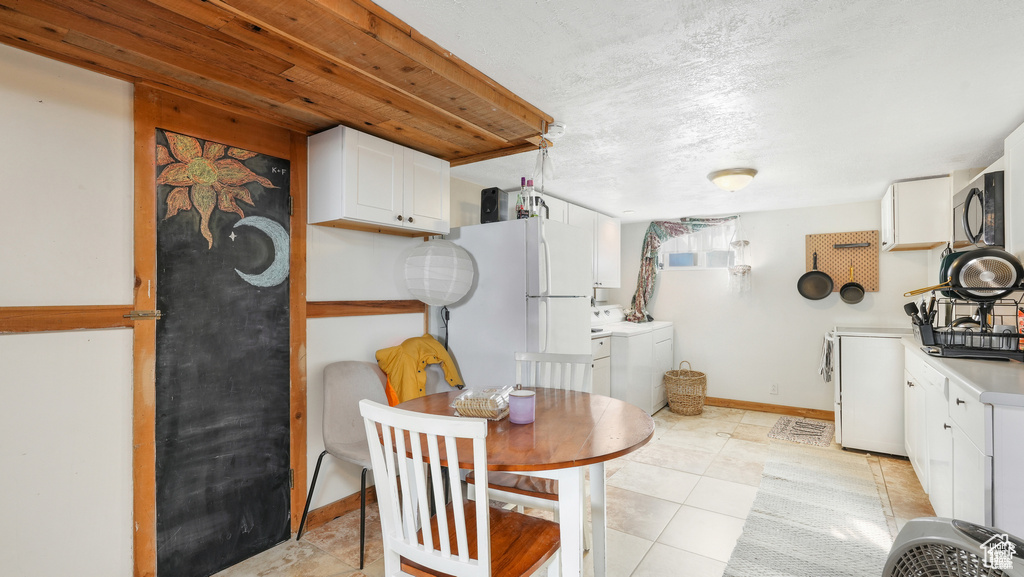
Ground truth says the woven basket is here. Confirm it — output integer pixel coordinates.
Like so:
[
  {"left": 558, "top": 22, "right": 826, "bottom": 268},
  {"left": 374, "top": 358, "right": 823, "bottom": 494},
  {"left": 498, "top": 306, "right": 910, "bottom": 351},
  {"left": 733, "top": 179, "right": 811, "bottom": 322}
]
[{"left": 664, "top": 361, "right": 707, "bottom": 416}]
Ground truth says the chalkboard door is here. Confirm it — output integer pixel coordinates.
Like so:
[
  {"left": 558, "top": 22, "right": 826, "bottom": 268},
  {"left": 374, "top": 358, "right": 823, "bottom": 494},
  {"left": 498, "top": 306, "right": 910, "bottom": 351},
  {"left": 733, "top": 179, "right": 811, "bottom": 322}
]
[{"left": 154, "top": 129, "right": 291, "bottom": 577}]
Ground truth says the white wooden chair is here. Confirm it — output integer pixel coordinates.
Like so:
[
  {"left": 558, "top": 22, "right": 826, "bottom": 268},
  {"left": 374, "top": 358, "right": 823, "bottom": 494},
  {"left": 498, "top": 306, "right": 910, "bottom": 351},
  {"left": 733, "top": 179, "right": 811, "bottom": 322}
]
[
  {"left": 469, "top": 352, "right": 595, "bottom": 548},
  {"left": 514, "top": 352, "right": 593, "bottom": 393},
  {"left": 359, "top": 399, "right": 561, "bottom": 577}
]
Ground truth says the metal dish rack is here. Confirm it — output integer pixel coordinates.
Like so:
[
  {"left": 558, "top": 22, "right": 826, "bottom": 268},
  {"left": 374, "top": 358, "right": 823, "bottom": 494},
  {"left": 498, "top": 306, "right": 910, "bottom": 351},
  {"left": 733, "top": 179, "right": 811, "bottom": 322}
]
[{"left": 914, "top": 293, "right": 1024, "bottom": 361}]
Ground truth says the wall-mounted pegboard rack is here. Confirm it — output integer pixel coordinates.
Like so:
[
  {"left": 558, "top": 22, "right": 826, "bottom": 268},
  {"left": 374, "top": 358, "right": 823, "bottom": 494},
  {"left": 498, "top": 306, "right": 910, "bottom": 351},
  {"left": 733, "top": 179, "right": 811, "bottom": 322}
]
[{"left": 805, "top": 230, "right": 879, "bottom": 292}]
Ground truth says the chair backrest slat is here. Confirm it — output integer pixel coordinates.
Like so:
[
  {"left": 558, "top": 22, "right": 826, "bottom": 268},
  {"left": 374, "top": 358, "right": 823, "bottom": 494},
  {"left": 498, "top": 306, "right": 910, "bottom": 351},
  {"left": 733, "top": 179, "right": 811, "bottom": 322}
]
[
  {"left": 515, "top": 352, "right": 594, "bottom": 392},
  {"left": 360, "top": 400, "right": 490, "bottom": 577},
  {"left": 408, "top": 432, "right": 433, "bottom": 552},
  {"left": 445, "top": 434, "right": 470, "bottom": 562}
]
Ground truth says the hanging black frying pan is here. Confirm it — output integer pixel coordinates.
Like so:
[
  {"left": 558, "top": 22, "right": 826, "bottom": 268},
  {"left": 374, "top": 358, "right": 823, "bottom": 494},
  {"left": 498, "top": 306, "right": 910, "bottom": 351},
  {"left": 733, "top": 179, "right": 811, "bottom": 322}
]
[
  {"left": 839, "top": 262, "right": 865, "bottom": 304},
  {"left": 948, "top": 247, "right": 1024, "bottom": 301},
  {"left": 798, "top": 252, "right": 833, "bottom": 300}
]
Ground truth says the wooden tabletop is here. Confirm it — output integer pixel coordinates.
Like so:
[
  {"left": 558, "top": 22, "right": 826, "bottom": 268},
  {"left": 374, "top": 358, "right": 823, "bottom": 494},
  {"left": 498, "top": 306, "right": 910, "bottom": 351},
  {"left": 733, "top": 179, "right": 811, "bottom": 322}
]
[{"left": 396, "top": 389, "right": 655, "bottom": 472}]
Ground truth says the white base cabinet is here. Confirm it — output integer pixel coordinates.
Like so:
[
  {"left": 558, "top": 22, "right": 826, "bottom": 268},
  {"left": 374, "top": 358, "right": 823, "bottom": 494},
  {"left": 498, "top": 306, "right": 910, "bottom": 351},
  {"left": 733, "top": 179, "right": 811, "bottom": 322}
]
[
  {"left": 902, "top": 344, "right": 1024, "bottom": 533},
  {"left": 609, "top": 324, "right": 673, "bottom": 415}
]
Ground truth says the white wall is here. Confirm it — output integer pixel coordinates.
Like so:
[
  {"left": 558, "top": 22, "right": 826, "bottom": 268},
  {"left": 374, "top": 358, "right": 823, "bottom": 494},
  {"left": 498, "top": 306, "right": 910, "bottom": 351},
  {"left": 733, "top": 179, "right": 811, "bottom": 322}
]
[
  {"left": 608, "top": 201, "right": 931, "bottom": 411},
  {"left": 450, "top": 177, "right": 483, "bottom": 228},
  {"left": 0, "top": 44, "right": 134, "bottom": 576},
  {"left": 305, "top": 225, "right": 426, "bottom": 505},
  {"left": 0, "top": 44, "right": 134, "bottom": 306}
]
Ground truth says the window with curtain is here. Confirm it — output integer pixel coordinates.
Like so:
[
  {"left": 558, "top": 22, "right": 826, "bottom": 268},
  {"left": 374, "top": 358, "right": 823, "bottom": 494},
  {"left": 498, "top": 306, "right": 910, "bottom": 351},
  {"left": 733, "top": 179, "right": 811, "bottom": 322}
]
[{"left": 658, "top": 219, "right": 737, "bottom": 270}]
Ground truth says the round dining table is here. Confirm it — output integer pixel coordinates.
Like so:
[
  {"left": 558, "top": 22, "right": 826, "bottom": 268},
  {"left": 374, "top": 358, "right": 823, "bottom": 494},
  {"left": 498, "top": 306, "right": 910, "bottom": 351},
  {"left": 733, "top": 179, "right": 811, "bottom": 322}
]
[{"left": 397, "top": 388, "right": 655, "bottom": 577}]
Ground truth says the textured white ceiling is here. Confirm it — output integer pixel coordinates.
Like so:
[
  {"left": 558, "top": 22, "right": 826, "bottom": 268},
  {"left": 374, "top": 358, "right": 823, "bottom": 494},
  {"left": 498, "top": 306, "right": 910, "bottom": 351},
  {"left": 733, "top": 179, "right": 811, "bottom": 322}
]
[{"left": 374, "top": 0, "right": 1024, "bottom": 222}]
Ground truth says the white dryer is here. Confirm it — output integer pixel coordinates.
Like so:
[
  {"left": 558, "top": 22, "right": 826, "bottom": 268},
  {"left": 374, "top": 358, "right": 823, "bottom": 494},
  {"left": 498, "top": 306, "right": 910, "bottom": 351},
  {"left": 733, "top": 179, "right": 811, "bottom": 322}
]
[{"left": 591, "top": 305, "right": 674, "bottom": 415}]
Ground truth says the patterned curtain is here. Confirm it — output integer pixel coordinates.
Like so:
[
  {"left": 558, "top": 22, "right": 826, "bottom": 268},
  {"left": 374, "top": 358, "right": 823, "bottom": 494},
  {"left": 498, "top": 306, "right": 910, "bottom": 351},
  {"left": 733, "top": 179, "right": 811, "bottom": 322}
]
[{"left": 626, "top": 216, "right": 738, "bottom": 322}]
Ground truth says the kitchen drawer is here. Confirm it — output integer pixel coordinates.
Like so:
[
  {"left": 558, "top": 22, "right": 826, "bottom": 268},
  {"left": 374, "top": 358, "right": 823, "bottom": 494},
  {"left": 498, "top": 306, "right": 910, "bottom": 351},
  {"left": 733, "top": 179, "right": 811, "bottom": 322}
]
[
  {"left": 906, "top": 350, "right": 946, "bottom": 389},
  {"left": 948, "top": 377, "right": 990, "bottom": 454},
  {"left": 591, "top": 336, "right": 610, "bottom": 360},
  {"left": 652, "top": 326, "right": 673, "bottom": 343}
]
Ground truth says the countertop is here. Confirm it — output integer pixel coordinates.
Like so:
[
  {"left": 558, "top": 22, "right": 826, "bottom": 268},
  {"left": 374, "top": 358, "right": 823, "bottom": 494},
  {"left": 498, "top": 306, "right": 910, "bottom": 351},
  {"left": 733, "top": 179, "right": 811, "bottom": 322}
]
[
  {"left": 902, "top": 336, "right": 1024, "bottom": 407},
  {"left": 834, "top": 326, "right": 913, "bottom": 338}
]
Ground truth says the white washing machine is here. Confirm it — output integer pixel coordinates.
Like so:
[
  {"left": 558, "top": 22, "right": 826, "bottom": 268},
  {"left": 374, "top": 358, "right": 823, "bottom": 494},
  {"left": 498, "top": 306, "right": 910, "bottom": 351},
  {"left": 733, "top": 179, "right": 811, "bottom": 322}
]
[{"left": 591, "top": 305, "right": 674, "bottom": 415}]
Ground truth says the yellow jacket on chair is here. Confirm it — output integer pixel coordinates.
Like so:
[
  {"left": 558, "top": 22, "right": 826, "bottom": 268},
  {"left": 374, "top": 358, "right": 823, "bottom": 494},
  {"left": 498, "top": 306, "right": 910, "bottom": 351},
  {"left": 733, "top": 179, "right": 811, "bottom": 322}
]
[{"left": 375, "top": 335, "right": 464, "bottom": 405}]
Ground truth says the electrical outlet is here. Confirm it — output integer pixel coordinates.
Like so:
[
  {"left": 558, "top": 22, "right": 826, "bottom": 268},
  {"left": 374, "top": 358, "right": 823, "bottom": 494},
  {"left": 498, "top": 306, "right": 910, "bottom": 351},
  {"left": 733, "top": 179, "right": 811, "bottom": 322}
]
[{"left": 770, "top": 383, "right": 779, "bottom": 395}]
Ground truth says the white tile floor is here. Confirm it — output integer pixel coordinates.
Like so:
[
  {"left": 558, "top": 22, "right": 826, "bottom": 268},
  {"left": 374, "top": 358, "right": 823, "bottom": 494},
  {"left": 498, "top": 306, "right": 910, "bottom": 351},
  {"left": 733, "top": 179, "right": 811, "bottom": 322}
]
[{"left": 214, "top": 406, "right": 932, "bottom": 577}]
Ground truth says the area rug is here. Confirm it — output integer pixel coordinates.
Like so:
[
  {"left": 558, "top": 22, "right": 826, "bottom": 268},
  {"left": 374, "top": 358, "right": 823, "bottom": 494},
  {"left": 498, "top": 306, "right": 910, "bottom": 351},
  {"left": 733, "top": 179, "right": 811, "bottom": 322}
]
[
  {"left": 724, "top": 442, "right": 893, "bottom": 577},
  {"left": 767, "top": 416, "right": 835, "bottom": 447}
]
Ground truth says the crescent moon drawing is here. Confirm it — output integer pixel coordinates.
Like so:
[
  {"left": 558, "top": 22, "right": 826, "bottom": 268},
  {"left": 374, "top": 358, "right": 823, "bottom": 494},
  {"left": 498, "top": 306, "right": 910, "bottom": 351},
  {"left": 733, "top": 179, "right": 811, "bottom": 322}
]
[{"left": 233, "top": 216, "right": 290, "bottom": 287}]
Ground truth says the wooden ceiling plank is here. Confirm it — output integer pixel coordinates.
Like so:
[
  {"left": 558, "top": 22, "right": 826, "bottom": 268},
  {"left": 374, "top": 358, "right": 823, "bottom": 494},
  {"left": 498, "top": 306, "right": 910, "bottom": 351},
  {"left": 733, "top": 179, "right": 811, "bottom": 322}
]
[
  {"left": 449, "top": 142, "right": 539, "bottom": 167},
  {"left": 214, "top": 0, "right": 544, "bottom": 141},
  {"left": 141, "top": 0, "right": 234, "bottom": 31},
  {"left": 211, "top": 0, "right": 526, "bottom": 145},
  {"left": 283, "top": 67, "right": 504, "bottom": 155},
  {"left": 218, "top": 17, "right": 507, "bottom": 152},
  {"left": 311, "top": 0, "right": 551, "bottom": 128},
  {"left": 62, "top": 28, "right": 318, "bottom": 120},
  {"left": 0, "top": 3, "right": 70, "bottom": 41},
  {"left": 53, "top": 0, "right": 298, "bottom": 79}
]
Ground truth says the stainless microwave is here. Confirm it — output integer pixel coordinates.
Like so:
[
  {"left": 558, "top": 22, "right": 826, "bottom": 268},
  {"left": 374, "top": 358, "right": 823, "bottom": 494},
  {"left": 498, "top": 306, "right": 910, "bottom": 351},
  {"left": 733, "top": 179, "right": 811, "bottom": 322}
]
[{"left": 952, "top": 170, "right": 1004, "bottom": 248}]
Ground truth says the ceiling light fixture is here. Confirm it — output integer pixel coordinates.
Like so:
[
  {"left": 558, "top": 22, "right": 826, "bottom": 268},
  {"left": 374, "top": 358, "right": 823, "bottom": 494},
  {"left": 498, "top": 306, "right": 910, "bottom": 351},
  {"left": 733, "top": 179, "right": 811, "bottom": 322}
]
[{"left": 708, "top": 168, "right": 757, "bottom": 192}]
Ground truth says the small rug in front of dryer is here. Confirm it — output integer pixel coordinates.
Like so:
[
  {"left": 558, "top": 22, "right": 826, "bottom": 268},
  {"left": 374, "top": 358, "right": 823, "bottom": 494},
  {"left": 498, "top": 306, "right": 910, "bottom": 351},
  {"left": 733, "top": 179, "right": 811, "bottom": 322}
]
[{"left": 767, "top": 416, "right": 835, "bottom": 447}]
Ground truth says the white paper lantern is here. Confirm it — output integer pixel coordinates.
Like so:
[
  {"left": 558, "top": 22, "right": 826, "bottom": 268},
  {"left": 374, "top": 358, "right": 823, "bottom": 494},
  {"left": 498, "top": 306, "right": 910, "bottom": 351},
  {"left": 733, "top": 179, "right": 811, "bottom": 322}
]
[{"left": 404, "top": 240, "right": 475, "bottom": 306}]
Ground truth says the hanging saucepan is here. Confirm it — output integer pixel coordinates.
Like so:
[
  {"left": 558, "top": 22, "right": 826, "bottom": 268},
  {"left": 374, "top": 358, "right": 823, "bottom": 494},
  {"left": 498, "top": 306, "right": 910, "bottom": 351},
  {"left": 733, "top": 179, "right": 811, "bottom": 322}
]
[
  {"left": 798, "top": 252, "right": 833, "bottom": 300},
  {"left": 948, "top": 247, "right": 1024, "bottom": 301},
  {"left": 839, "top": 262, "right": 865, "bottom": 304}
]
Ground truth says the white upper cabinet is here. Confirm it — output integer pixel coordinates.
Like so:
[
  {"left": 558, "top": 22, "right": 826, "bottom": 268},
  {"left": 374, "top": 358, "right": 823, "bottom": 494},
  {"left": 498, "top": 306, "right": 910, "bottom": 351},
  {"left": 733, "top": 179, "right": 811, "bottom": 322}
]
[
  {"left": 595, "top": 212, "right": 621, "bottom": 287},
  {"left": 567, "top": 204, "right": 621, "bottom": 288},
  {"left": 403, "top": 148, "right": 450, "bottom": 234},
  {"left": 308, "top": 125, "right": 450, "bottom": 235},
  {"left": 541, "top": 195, "right": 568, "bottom": 224},
  {"left": 880, "top": 176, "right": 950, "bottom": 251}
]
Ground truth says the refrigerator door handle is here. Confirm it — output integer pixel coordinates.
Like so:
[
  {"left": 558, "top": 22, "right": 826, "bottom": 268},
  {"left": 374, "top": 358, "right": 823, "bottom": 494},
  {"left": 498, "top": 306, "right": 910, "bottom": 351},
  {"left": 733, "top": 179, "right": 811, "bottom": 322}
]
[{"left": 539, "top": 220, "right": 552, "bottom": 296}]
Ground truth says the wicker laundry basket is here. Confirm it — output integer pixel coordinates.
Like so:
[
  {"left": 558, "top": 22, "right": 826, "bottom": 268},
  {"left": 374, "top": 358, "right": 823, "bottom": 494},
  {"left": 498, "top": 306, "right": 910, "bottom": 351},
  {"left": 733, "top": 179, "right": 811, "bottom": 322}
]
[{"left": 664, "top": 361, "right": 707, "bottom": 415}]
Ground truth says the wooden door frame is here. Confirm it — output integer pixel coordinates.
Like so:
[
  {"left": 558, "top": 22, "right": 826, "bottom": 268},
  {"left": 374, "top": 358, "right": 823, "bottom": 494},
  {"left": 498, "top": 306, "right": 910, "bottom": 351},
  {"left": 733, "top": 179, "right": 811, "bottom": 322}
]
[{"left": 131, "top": 84, "right": 307, "bottom": 577}]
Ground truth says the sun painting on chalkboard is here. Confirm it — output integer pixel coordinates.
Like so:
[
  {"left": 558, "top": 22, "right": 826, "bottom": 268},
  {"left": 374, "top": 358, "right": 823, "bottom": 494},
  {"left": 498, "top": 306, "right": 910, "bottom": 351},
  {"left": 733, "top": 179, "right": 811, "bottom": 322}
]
[{"left": 156, "top": 131, "right": 277, "bottom": 249}]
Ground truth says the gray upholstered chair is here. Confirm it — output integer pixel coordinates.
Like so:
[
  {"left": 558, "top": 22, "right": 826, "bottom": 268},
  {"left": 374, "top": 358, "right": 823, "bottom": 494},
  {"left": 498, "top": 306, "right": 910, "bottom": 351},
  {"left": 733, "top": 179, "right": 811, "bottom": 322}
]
[{"left": 296, "top": 360, "right": 450, "bottom": 569}]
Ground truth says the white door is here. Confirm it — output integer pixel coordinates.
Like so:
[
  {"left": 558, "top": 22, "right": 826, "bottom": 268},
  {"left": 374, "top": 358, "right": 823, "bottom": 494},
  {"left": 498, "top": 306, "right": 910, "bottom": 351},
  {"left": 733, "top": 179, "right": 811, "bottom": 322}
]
[
  {"left": 403, "top": 148, "right": 449, "bottom": 234},
  {"left": 952, "top": 426, "right": 992, "bottom": 525},
  {"left": 526, "top": 219, "right": 592, "bottom": 297},
  {"left": 526, "top": 296, "right": 591, "bottom": 355},
  {"left": 344, "top": 129, "right": 404, "bottom": 226},
  {"left": 595, "top": 213, "right": 620, "bottom": 288},
  {"left": 925, "top": 381, "right": 953, "bottom": 517},
  {"left": 592, "top": 356, "right": 611, "bottom": 397},
  {"left": 652, "top": 330, "right": 673, "bottom": 412}
]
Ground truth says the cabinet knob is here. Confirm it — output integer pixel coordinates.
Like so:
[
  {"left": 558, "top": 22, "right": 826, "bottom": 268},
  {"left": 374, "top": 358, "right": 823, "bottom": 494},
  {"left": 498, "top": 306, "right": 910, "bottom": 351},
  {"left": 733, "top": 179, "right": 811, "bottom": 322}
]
[
  {"left": 906, "top": 380, "right": 914, "bottom": 387},
  {"left": 944, "top": 423, "right": 952, "bottom": 430},
  {"left": 882, "top": 241, "right": 888, "bottom": 246},
  {"left": 408, "top": 217, "right": 414, "bottom": 223},
  {"left": 956, "top": 398, "right": 966, "bottom": 405},
  {"left": 397, "top": 215, "right": 404, "bottom": 221}
]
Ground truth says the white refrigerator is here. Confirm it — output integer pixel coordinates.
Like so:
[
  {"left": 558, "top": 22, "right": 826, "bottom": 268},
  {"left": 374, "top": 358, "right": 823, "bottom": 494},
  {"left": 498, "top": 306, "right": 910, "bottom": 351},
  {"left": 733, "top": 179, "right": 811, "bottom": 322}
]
[{"left": 445, "top": 218, "right": 593, "bottom": 388}]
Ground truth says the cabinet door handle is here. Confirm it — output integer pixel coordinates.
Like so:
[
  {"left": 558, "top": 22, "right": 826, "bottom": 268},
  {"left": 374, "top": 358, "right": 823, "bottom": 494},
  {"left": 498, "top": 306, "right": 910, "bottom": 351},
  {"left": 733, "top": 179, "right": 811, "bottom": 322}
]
[
  {"left": 408, "top": 217, "right": 414, "bottom": 223},
  {"left": 944, "top": 423, "right": 952, "bottom": 430},
  {"left": 397, "top": 215, "right": 404, "bottom": 221},
  {"left": 956, "top": 398, "right": 966, "bottom": 405},
  {"left": 906, "top": 380, "right": 914, "bottom": 387}
]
